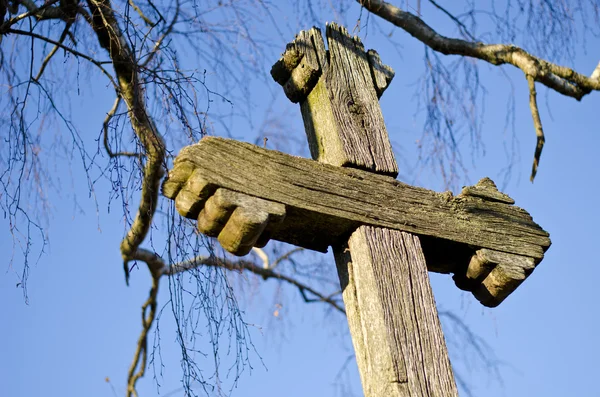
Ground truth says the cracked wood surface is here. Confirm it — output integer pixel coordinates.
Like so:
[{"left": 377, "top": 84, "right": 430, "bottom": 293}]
[
  {"left": 334, "top": 228, "right": 458, "bottom": 396},
  {"left": 269, "top": 24, "right": 458, "bottom": 396},
  {"left": 163, "top": 137, "right": 550, "bottom": 261},
  {"left": 164, "top": 23, "right": 551, "bottom": 397}
]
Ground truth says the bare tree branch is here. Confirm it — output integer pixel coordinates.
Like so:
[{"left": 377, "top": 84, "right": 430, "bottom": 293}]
[
  {"left": 33, "top": 23, "right": 70, "bottom": 81},
  {"left": 127, "top": 268, "right": 159, "bottom": 397},
  {"left": 123, "top": 245, "right": 345, "bottom": 396},
  {"left": 357, "top": 0, "right": 599, "bottom": 180},
  {"left": 128, "top": 0, "right": 154, "bottom": 27},
  {"left": 0, "top": 0, "right": 61, "bottom": 27},
  {"left": 162, "top": 254, "right": 346, "bottom": 314},
  {"left": 83, "top": 0, "right": 167, "bottom": 284},
  {"left": 357, "top": 0, "right": 600, "bottom": 99},
  {"left": 6, "top": 28, "right": 117, "bottom": 88},
  {"left": 102, "top": 96, "right": 140, "bottom": 158},
  {"left": 139, "top": 0, "right": 178, "bottom": 69}
]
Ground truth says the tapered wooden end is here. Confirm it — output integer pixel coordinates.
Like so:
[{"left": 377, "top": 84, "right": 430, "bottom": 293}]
[
  {"left": 453, "top": 180, "right": 543, "bottom": 306},
  {"left": 366, "top": 49, "right": 395, "bottom": 98}
]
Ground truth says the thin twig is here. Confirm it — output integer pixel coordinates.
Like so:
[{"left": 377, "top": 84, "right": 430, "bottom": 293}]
[
  {"left": 527, "top": 74, "right": 545, "bottom": 182},
  {"left": 7, "top": 28, "right": 117, "bottom": 89},
  {"left": 140, "top": 0, "right": 179, "bottom": 68},
  {"left": 428, "top": 0, "right": 476, "bottom": 41},
  {"left": 162, "top": 255, "right": 346, "bottom": 314},
  {"left": 128, "top": 0, "right": 155, "bottom": 26},
  {"left": 103, "top": 96, "right": 140, "bottom": 158},
  {"left": 34, "top": 23, "right": 71, "bottom": 81},
  {"left": 270, "top": 247, "right": 304, "bottom": 270}
]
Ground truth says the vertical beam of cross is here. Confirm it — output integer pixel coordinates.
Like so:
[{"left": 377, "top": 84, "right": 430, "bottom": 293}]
[{"left": 271, "top": 25, "right": 459, "bottom": 396}]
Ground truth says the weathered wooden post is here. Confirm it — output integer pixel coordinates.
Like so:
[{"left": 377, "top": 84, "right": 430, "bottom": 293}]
[
  {"left": 162, "top": 24, "right": 550, "bottom": 397},
  {"left": 271, "top": 24, "right": 457, "bottom": 396}
]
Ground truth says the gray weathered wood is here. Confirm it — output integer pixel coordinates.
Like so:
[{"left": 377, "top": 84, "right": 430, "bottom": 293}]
[
  {"left": 272, "top": 25, "right": 398, "bottom": 176},
  {"left": 367, "top": 49, "right": 395, "bottom": 98},
  {"left": 335, "top": 227, "right": 458, "bottom": 396},
  {"left": 173, "top": 169, "right": 217, "bottom": 218},
  {"left": 196, "top": 188, "right": 286, "bottom": 256},
  {"left": 276, "top": 23, "right": 457, "bottom": 397},
  {"left": 163, "top": 136, "right": 548, "bottom": 306},
  {"left": 326, "top": 24, "right": 398, "bottom": 176},
  {"left": 458, "top": 177, "right": 515, "bottom": 204},
  {"left": 471, "top": 249, "right": 536, "bottom": 307},
  {"left": 270, "top": 30, "right": 322, "bottom": 104},
  {"left": 163, "top": 23, "right": 551, "bottom": 397},
  {"left": 163, "top": 137, "right": 550, "bottom": 261}
]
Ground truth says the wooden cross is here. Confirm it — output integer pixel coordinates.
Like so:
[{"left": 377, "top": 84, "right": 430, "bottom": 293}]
[{"left": 162, "top": 24, "right": 550, "bottom": 397}]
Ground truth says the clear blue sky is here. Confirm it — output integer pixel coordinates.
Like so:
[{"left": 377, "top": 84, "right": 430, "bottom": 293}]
[{"left": 2, "top": 2, "right": 600, "bottom": 397}]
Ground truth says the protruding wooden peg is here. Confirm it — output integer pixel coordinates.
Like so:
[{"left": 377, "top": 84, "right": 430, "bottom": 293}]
[
  {"left": 270, "top": 43, "right": 302, "bottom": 85},
  {"left": 197, "top": 192, "right": 234, "bottom": 237},
  {"left": 469, "top": 249, "right": 536, "bottom": 307},
  {"left": 162, "top": 161, "right": 195, "bottom": 199},
  {"left": 271, "top": 28, "right": 324, "bottom": 103},
  {"left": 283, "top": 56, "right": 321, "bottom": 103},
  {"left": 197, "top": 188, "right": 286, "bottom": 255},
  {"left": 218, "top": 207, "right": 271, "bottom": 255},
  {"left": 465, "top": 249, "right": 496, "bottom": 282},
  {"left": 174, "top": 169, "right": 217, "bottom": 218}
]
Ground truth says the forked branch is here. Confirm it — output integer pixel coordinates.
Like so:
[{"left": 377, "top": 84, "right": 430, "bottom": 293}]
[
  {"left": 125, "top": 247, "right": 345, "bottom": 396},
  {"left": 163, "top": 252, "right": 346, "bottom": 314},
  {"left": 357, "top": 0, "right": 600, "bottom": 98},
  {"left": 357, "top": 0, "right": 600, "bottom": 180}
]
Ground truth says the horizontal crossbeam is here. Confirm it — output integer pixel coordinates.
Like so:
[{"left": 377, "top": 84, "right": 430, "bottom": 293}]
[{"left": 164, "top": 137, "right": 550, "bottom": 261}]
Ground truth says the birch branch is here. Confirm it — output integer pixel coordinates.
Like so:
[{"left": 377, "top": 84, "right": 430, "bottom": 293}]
[
  {"left": 84, "top": 0, "right": 166, "bottom": 284},
  {"left": 357, "top": 0, "right": 600, "bottom": 100},
  {"left": 125, "top": 247, "right": 345, "bottom": 395},
  {"left": 357, "top": 0, "right": 600, "bottom": 180}
]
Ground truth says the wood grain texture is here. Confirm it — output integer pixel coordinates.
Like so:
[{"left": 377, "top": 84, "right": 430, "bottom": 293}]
[
  {"left": 271, "top": 25, "right": 398, "bottom": 176},
  {"left": 325, "top": 23, "right": 398, "bottom": 176},
  {"left": 164, "top": 137, "right": 551, "bottom": 261},
  {"left": 367, "top": 49, "right": 395, "bottom": 98},
  {"left": 297, "top": 27, "right": 350, "bottom": 166},
  {"left": 335, "top": 227, "right": 458, "bottom": 397},
  {"left": 471, "top": 249, "right": 536, "bottom": 307}
]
